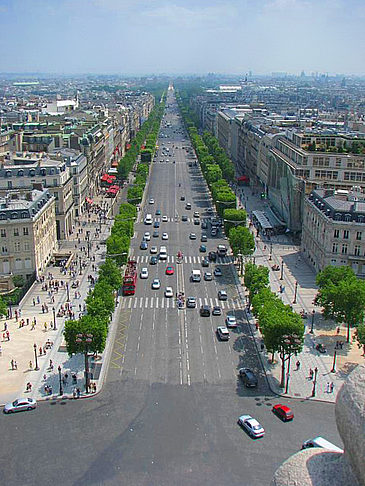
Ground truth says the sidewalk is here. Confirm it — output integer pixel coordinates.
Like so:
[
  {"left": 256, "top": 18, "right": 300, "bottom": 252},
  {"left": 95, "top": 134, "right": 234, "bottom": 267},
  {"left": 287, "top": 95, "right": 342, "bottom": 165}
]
[
  {"left": 0, "top": 188, "right": 124, "bottom": 405},
  {"left": 235, "top": 185, "right": 364, "bottom": 403}
]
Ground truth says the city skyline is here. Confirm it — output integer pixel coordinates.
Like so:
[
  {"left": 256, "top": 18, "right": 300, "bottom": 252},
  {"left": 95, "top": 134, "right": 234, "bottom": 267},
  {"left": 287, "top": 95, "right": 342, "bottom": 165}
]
[{"left": 0, "top": 0, "right": 364, "bottom": 75}]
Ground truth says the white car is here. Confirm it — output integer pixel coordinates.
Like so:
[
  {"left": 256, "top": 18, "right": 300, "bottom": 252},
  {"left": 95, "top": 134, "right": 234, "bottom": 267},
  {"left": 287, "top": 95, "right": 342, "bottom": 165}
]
[
  {"left": 149, "top": 198, "right": 155, "bottom": 204},
  {"left": 150, "top": 246, "right": 158, "bottom": 254},
  {"left": 226, "top": 316, "right": 238, "bottom": 328},
  {"left": 217, "top": 326, "right": 230, "bottom": 340},
  {"left": 165, "top": 286, "right": 173, "bottom": 298},
  {"left": 4, "top": 397, "right": 37, "bottom": 414},
  {"left": 238, "top": 415, "right": 265, "bottom": 438},
  {"left": 151, "top": 278, "right": 161, "bottom": 290},
  {"left": 140, "top": 268, "right": 149, "bottom": 279},
  {"left": 162, "top": 215, "right": 168, "bottom": 222},
  {"left": 162, "top": 232, "right": 169, "bottom": 240},
  {"left": 189, "top": 233, "right": 196, "bottom": 240},
  {"left": 143, "top": 232, "right": 151, "bottom": 241}
]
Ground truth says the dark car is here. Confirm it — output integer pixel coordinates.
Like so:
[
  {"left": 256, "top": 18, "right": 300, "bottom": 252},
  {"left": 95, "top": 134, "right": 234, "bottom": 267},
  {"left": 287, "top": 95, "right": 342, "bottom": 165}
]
[
  {"left": 201, "top": 221, "right": 208, "bottom": 229},
  {"left": 272, "top": 404, "right": 294, "bottom": 422},
  {"left": 201, "top": 234, "right": 207, "bottom": 242},
  {"left": 180, "top": 195, "right": 185, "bottom": 201},
  {"left": 182, "top": 215, "right": 188, "bottom": 222},
  {"left": 199, "top": 244, "right": 207, "bottom": 253},
  {"left": 208, "top": 251, "right": 217, "bottom": 262},
  {"left": 194, "top": 218, "right": 200, "bottom": 225},
  {"left": 200, "top": 305, "right": 211, "bottom": 317},
  {"left": 140, "top": 241, "right": 148, "bottom": 250},
  {"left": 154, "top": 221, "right": 160, "bottom": 228},
  {"left": 153, "top": 230, "right": 159, "bottom": 238},
  {"left": 155, "top": 209, "right": 161, "bottom": 215},
  {"left": 239, "top": 368, "right": 258, "bottom": 388},
  {"left": 201, "top": 257, "right": 209, "bottom": 267},
  {"left": 149, "top": 256, "right": 158, "bottom": 265}
]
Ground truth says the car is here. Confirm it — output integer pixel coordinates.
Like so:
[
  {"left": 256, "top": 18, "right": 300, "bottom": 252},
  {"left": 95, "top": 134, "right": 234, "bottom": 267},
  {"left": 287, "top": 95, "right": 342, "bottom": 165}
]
[
  {"left": 150, "top": 256, "right": 158, "bottom": 265},
  {"left": 207, "top": 208, "right": 214, "bottom": 214},
  {"left": 155, "top": 209, "right": 161, "bottom": 215},
  {"left": 193, "top": 211, "right": 199, "bottom": 218},
  {"left": 140, "top": 268, "right": 149, "bottom": 279},
  {"left": 4, "top": 397, "right": 37, "bottom": 414},
  {"left": 201, "top": 221, "right": 208, "bottom": 229},
  {"left": 272, "top": 404, "right": 294, "bottom": 422},
  {"left": 200, "top": 305, "right": 211, "bottom": 317},
  {"left": 150, "top": 246, "right": 158, "bottom": 254},
  {"left": 189, "top": 233, "right": 196, "bottom": 240},
  {"left": 165, "top": 287, "right": 173, "bottom": 298},
  {"left": 162, "top": 232, "right": 169, "bottom": 240},
  {"left": 185, "top": 203, "right": 191, "bottom": 210},
  {"left": 226, "top": 316, "right": 238, "bottom": 328},
  {"left": 214, "top": 267, "right": 222, "bottom": 277},
  {"left": 208, "top": 251, "right": 217, "bottom": 262},
  {"left": 217, "top": 326, "right": 230, "bottom": 340},
  {"left": 180, "top": 195, "right": 185, "bottom": 201},
  {"left": 211, "top": 228, "right": 218, "bottom": 237},
  {"left": 149, "top": 198, "right": 155, "bottom": 204},
  {"left": 193, "top": 218, "right": 200, "bottom": 225},
  {"left": 166, "top": 266, "right": 174, "bottom": 275},
  {"left": 154, "top": 221, "right": 160, "bottom": 228},
  {"left": 239, "top": 368, "right": 258, "bottom": 388},
  {"left": 212, "top": 306, "right": 222, "bottom": 316},
  {"left": 204, "top": 272, "right": 213, "bottom": 281},
  {"left": 199, "top": 244, "right": 207, "bottom": 253},
  {"left": 151, "top": 278, "right": 161, "bottom": 289},
  {"left": 218, "top": 290, "right": 228, "bottom": 300},
  {"left": 202, "top": 257, "right": 209, "bottom": 268},
  {"left": 140, "top": 241, "right": 148, "bottom": 250},
  {"left": 162, "top": 215, "right": 168, "bottom": 222},
  {"left": 201, "top": 234, "right": 207, "bottom": 242},
  {"left": 153, "top": 230, "right": 159, "bottom": 238},
  {"left": 144, "top": 232, "right": 151, "bottom": 241},
  {"left": 237, "top": 415, "right": 265, "bottom": 438},
  {"left": 187, "top": 297, "right": 196, "bottom": 308}
]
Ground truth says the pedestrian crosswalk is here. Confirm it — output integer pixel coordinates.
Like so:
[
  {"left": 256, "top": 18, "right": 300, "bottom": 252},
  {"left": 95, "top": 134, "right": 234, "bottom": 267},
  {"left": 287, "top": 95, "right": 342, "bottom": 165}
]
[
  {"left": 121, "top": 296, "right": 241, "bottom": 310},
  {"left": 130, "top": 254, "right": 234, "bottom": 265}
]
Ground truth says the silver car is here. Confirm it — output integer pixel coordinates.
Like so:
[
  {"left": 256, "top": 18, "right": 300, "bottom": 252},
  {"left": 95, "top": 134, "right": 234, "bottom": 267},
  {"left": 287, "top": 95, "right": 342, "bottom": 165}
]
[{"left": 4, "top": 397, "right": 37, "bottom": 414}]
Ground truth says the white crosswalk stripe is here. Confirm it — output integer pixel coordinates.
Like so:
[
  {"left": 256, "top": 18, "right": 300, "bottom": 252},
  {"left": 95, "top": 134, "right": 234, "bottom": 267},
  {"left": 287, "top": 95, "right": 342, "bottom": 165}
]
[{"left": 120, "top": 296, "right": 242, "bottom": 310}]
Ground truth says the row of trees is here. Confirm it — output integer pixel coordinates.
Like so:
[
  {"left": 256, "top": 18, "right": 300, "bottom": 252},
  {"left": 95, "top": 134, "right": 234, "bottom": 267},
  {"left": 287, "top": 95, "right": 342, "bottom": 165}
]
[
  {"left": 64, "top": 94, "right": 166, "bottom": 379},
  {"left": 245, "top": 262, "right": 305, "bottom": 389}
]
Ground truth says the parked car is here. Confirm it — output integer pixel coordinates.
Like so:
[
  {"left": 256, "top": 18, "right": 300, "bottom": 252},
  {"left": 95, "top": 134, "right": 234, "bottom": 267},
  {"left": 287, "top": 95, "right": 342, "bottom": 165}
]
[
  {"left": 237, "top": 415, "right": 265, "bottom": 438},
  {"left": 239, "top": 368, "right": 258, "bottom": 388},
  {"left": 272, "top": 404, "right": 294, "bottom": 422}
]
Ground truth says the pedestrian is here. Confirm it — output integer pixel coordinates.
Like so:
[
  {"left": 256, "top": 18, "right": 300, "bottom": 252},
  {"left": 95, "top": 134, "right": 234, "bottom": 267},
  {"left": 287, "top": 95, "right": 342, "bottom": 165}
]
[
  {"left": 330, "top": 382, "right": 335, "bottom": 393},
  {"left": 3, "top": 322, "right": 7, "bottom": 331},
  {"left": 44, "top": 322, "right": 48, "bottom": 331},
  {"left": 340, "top": 341, "right": 344, "bottom": 349},
  {"left": 326, "top": 382, "right": 330, "bottom": 393},
  {"left": 31, "top": 321, "right": 36, "bottom": 330},
  {"left": 49, "top": 359, "right": 53, "bottom": 370},
  {"left": 336, "top": 326, "right": 340, "bottom": 335},
  {"left": 6, "top": 330, "right": 10, "bottom": 341},
  {"left": 296, "top": 360, "right": 301, "bottom": 370},
  {"left": 10, "top": 359, "right": 14, "bottom": 370},
  {"left": 73, "top": 388, "right": 77, "bottom": 399},
  {"left": 309, "top": 368, "right": 313, "bottom": 380},
  {"left": 76, "top": 387, "right": 81, "bottom": 398},
  {"left": 33, "top": 298, "right": 36, "bottom": 306},
  {"left": 29, "top": 361, "right": 33, "bottom": 370},
  {"left": 39, "top": 346, "right": 43, "bottom": 356}
]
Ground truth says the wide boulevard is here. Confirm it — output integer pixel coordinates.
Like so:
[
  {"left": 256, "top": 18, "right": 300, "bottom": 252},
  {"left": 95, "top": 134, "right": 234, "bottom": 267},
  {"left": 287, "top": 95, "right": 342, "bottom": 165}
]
[{"left": 0, "top": 89, "right": 341, "bottom": 486}]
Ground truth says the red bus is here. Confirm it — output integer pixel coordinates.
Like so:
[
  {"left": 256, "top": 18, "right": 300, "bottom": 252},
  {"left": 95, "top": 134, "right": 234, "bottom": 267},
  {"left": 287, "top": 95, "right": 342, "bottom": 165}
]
[{"left": 122, "top": 259, "right": 137, "bottom": 295}]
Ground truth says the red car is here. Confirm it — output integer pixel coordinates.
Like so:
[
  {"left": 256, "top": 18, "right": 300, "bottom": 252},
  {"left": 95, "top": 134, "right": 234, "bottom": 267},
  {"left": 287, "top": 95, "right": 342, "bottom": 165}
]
[
  {"left": 272, "top": 404, "right": 294, "bottom": 422},
  {"left": 166, "top": 266, "right": 175, "bottom": 275}
]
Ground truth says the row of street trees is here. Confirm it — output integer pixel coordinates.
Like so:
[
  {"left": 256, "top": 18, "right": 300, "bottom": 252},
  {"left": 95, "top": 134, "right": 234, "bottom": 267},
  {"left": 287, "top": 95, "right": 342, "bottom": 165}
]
[
  {"left": 64, "top": 93, "right": 166, "bottom": 390},
  {"left": 245, "top": 262, "right": 305, "bottom": 390}
]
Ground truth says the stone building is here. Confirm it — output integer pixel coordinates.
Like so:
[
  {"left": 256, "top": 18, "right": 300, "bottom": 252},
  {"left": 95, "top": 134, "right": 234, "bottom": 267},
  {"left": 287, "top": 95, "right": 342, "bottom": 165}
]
[{"left": 0, "top": 188, "right": 57, "bottom": 281}]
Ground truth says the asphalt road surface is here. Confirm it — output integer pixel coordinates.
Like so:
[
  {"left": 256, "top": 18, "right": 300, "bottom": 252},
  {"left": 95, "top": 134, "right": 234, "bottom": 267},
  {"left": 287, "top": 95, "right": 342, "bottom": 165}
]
[{"left": 0, "top": 88, "right": 342, "bottom": 486}]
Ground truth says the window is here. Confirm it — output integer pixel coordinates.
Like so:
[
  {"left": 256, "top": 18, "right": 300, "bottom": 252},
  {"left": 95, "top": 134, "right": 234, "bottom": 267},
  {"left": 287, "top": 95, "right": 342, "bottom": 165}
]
[
  {"left": 1, "top": 246, "right": 8, "bottom": 253},
  {"left": 0, "top": 229, "right": 6, "bottom": 237},
  {"left": 354, "top": 246, "right": 361, "bottom": 256},
  {"left": 24, "top": 257, "right": 31, "bottom": 269},
  {"left": 53, "top": 179, "right": 57, "bottom": 187},
  {"left": 7, "top": 181, "right": 12, "bottom": 189},
  {"left": 341, "top": 244, "right": 348, "bottom": 254},
  {"left": 334, "top": 229, "right": 339, "bottom": 238},
  {"left": 343, "top": 230, "right": 349, "bottom": 239},
  {"left": 356, "top": 231, "right": 362, "bottom": 240},
  {"left": 14, "top": 241, "right": 21, "bottom": 252},
  {"left": 15, "top": 258, "right": 22, "bottom": 270},
  {"left": 23, "top": 227, "right": 29, "bottom": 236},
  {"left": 332, "top": 243, "right": 338, "bottom": 253},
  {"left": 24, "top": 242, "right": 30, "bottom": 251}
]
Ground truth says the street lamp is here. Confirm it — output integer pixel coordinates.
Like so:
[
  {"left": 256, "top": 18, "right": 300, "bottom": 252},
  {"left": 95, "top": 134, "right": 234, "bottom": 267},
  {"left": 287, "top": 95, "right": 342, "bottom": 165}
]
[
  {"left": 33, "top": 343, "right": 39, "bottom": 370},
  {"left": 76, "top": 333, "right": 94, "bottom": 393},
  {"left": 331, "top": 350, "right": 337, "bottom": 373},
  {"left": 279, "top": 333, "right": 302, "bottom": 391},
  {"left": 293, "top": 281, "right": 298, "bottom": 304},
  {"left": 280, "top": 259, "right": 284, "bottom": 280},
  {"left": 58, "top": 365, "right": 63, "bottom": 396},
  {"left": 52, "top": 306, "right": 57, "bottom": 331},
  {"left": 79, "top": 256, "right": 82, "bottom": 275},
  {"left": 311, "top": 366, "right": 319, "bottom": 397},
  {"left": 310, "top": 310, "right": 315, "bottom": 334},
  {"left": 269, "top": 243, "right": 273, "bottom": 261},
  {"left": 66, "top": 282, "right": 70, "bottom": 302}
]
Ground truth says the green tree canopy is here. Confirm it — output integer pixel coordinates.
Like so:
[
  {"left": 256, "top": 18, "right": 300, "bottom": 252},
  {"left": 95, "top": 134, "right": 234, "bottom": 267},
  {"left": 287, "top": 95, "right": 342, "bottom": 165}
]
[
  {"left": 98, "top": 258, "right": 122, "bottom": 290},
  {"left": 64, "top": 315, "right": 108, "bottom": 357},
  {"left": 224, "top": 208, "right": 247, "bottom": 235},
  {"left": 229, "top": 226, "right": 255, "bottom": 257}
]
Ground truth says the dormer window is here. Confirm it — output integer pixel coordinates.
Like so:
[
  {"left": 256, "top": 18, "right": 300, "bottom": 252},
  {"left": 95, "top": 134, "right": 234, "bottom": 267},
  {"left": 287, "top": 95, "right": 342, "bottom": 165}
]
[{"left": 17, "top": 169, "right": 24, "bottom": 177}]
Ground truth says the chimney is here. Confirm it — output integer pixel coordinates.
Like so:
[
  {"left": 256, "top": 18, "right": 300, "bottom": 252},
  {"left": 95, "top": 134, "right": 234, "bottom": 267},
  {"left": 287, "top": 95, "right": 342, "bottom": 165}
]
[
  {"left": 32, "top": 182, "right": 43, "bottom": 191},
  {"left": 352, "top": 197, "right": 359, "bottom": 212},
  {"left": 26, "top": 192, "right": 33, "bottom": 201}
]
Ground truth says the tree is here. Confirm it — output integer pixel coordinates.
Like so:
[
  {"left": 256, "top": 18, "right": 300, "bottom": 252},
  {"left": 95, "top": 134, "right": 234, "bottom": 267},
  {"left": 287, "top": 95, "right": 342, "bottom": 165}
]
[
  {"left": 106, "top": 234, "right": 130, "bottom": 266},
  {"left": 315, "top": 265, "right": 365, "bottom": 342},
  {"left": 89, "top": 281, "right": 115, "bottom": 314},
  {"left": 99, "top": 259, "right": 122, "bottom": 290},
  {"left": 224, "top": 208, "right": 247, "bottom": 235},
  {"left": 86, "top": 295, "right": 112, "bottom": 321},
  {"left": 244, "top": 262, "right": 269, "bottom": 304},
  {"left": 0, "top": 296, "right": 7, "bottom": 318},
  {"left": 64, "top": 315, "right": 108, "bottom": 357},
  {"left": 229, "top": 226, "right": 255, "bottom": 258},
  {"left": 251, "top": 287, "right": 281, "bottom": 318},
  {"left": 354, "top": 323, "right": 365, "bottom": 356}
]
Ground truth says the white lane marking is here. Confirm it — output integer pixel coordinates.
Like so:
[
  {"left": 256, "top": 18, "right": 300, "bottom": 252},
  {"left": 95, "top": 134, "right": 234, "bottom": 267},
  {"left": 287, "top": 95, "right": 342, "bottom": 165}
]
[
  {"left": 121, "top": 299, "right": 126, "bottom": 309},
  {"left": 128, "top": 299, "right": 132, "bottom": 309},
  {"left": 156, "top": 298, "right": 159, "bottom": 309},
  {"left": 150, "top": 297, "right": 154, "bottom": 308},
  {"left": 145, "top": 297, "right": 148, "bottom": 308},
  {"left": 161, "top": 298, "right": 164, "bottom": 308},
  {"left": 133, "top": 299, "right": 137, "bottom": 309},
  {"left": 139, "top": 298, "right": 143, "bottom": 308},
  {"left": 210, "top": 298, "right": 213, "bottom": 307},
  {"left": 204, "top": 297, "right": 208, "bottom": 305}
]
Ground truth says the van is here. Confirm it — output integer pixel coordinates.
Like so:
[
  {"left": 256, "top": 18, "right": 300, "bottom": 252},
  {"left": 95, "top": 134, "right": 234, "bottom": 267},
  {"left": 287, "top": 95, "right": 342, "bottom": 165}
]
[
  {"left": 159, "top": 246, "right": 167, "bottom": 261},
  {"left": 217, "top": 245, "right": 227, "bottom": 257},
  {"left": 302, "top": 437, "right": 343, "bottom": 453},
  {"left": 144, "top": 214, "right": 153, "bottom": 225},
  {"left": 191, "top": 269, "right": 201, "bottom": 282}
]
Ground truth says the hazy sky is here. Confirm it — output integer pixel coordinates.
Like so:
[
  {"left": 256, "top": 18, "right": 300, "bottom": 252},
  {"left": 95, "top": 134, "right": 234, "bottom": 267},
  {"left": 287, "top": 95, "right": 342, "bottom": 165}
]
[{"left": 0, "top": 0, "right": 364, "bottom": 75}]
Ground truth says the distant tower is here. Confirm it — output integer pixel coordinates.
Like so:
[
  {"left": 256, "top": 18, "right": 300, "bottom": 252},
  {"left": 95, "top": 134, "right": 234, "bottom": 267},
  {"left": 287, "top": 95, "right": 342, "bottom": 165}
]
[{"left": 300, "top": 70, "right": 305, "bottom": 77}]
